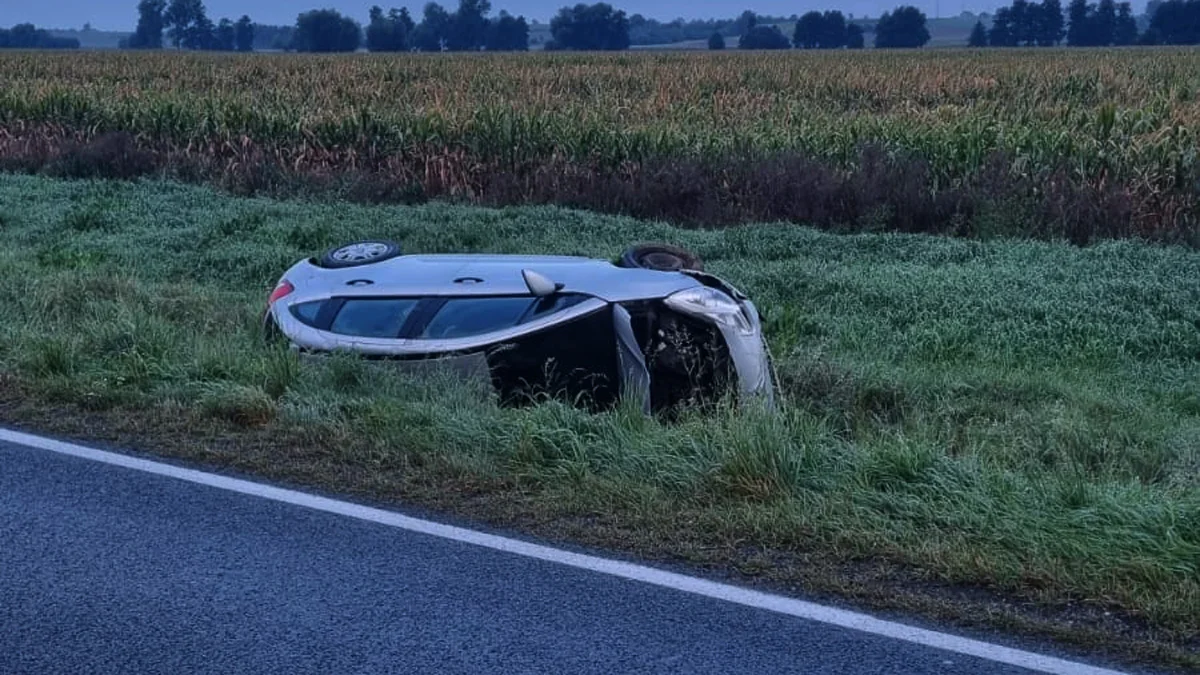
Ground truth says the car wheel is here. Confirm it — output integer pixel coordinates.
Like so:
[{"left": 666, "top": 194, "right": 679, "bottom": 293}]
[
  {"left": 318, "top": 240, "right": 402, "bottom": 268},
  {"left": 617, "top": 243, "right": 704, "bottom": 272}
]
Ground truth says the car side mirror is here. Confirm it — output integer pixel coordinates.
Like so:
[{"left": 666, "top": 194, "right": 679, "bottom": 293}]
[{"left": 522, "top": 269, "right": 563, "bottom": 297}]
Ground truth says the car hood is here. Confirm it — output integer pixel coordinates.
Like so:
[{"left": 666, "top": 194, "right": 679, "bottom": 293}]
[{"left": 286, "top": 254, "right": 701, "bottom": 303}]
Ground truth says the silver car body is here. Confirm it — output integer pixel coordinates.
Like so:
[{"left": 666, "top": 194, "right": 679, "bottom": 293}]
[{"left": 266, "top": 253, "right": 774, "bottom": 412}]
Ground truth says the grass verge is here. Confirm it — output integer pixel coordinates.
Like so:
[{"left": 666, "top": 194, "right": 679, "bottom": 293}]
[{"left": 0, "top": 173, "right": 1198, "bottom": 670}]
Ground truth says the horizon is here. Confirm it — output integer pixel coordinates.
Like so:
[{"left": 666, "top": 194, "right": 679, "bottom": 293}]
[{"left": 0, "top": 0, "right": 1086, "bottom": 33}]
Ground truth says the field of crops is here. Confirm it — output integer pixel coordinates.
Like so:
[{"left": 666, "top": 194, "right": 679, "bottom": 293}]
[{"left": 1, "top": 49, "right": 1198, "bottom": 241}]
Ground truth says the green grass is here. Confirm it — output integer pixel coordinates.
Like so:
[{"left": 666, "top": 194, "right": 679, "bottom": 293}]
[{"left": 1, "top": 173, "right": 1198, "bottom": 664}]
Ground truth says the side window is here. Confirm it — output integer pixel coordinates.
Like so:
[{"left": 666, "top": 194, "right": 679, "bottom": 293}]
[
  {"left": 329, "top": 299, "right": 419, "bottom": 338},
  {"left": 523, "top": 294, "right": 587, "bottom": 322},
  {"left": 417, "top": 297, "right": 535, "bottom": 340},
  {"left": 289, "top": 300, "right": 325, "bottom": 328}
]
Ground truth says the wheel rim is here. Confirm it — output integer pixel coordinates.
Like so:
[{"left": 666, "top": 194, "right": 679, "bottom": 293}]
[
  {"left": 641, "top": 251, "right": 684, "bottom": 270},
  {"left": 331, "top": 242, "right": 390, "bottom": 263}
]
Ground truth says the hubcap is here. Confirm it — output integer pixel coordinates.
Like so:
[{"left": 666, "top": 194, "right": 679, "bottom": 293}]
[{"left": 332, "top": 242, "right": 390, "bottom": 263}]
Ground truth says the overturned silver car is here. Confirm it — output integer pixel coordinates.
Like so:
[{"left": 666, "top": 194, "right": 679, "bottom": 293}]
[{"left": 263, "top": 240, "right": 774, "bottom": 413}]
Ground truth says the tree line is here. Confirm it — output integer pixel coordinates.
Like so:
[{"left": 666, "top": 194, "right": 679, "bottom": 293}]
[
  {"left": 968, "top": 0, "right": 1200, "bottom": 46},
  {"left": 123, "top": 0, "right": 253, "bottom": 50},
  {"left": 0, "top": 24, "right": 81, "bottom": 49},
  {"left": 731, "top": 6, "right": 930, "bottom": 50}
]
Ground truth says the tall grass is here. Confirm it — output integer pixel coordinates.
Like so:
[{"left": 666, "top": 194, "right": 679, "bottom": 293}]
[
  {"left": 0, "top": 49, "right": 1197, "bottom": 239},
  {"left": 0, "top": 173, "right": 1197, "bottom": 652}
]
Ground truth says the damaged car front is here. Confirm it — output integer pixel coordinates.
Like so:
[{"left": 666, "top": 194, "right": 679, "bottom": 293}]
[{"left": 263, "top": 246, "right": 774, "bottom": 414}]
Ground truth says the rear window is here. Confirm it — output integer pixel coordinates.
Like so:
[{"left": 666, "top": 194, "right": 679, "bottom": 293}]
[
  {"left": 417, "top": 297, "right": 534, "bottom": 340},
  {"left": 330, "top": 298, "right": 419, "bottom": 338}
]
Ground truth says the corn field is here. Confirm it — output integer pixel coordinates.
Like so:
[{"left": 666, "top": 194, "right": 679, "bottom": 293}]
[{"left": 1, "top": 48, "right": 1198, "bottom": 240}]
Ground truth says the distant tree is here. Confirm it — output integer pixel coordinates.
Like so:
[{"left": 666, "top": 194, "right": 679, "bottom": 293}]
[
  {"left": 846, "top": 23, "right": 865, "bottom": 48},
  {"left": 738, "top": 24, "right": 791, "bottom": 48},
  {"left": 0, "top": 23, "right": 80, "bottom": 49},
  {"left": 234, "top": 15, "right": 254, "bottom": 51},
  {"left": 793, "top": 11, "right": 823, "bottom": 48},
  {"left": 549, "top": 3, "right": 631, "bottom": 50},
  {"left": 126, "top": 0, "right": 167, "bottom": 48},
  {"left": 989, "top": 7, "right": 1016, "bottom": 44},
  {"left": 1114, "top": 1, "right": 1138, "bottom": 44},
  {"left": 188, "top": 13, "right": 214, "bottom": 49},
  {"left": 412, "top": 2, "right": 452, "bottom": 50},
  {"left": 445, "top": 0, "right": 491, "bottom": 50},
  {"left": 1145, "top": 0, "right": 1200, "bottom": 44},
  {"left": 818, "top": 11, "right": 848, "bottom": 47},
  {"left": 214, "top": 17, "right": 235, "bottom": 50},
  {"left": 292, "top": 9, "right": 361, "bottom": 52},
  {"left": 708, "top": 31, "right": 725, "bottom": 49},
  {"left": 968, "top": 19, "right": 989, "bottom": 45},
  {"left": 485, "top": 10, "right": 529, "bottom": 50},
  {"left": 1066, "top": 0, "right": 1091, "bottom": 44},
  {"left": 1094, "top": 0, "right": 1117, "bottom": 44},
  {"left": 251, "top": 23, "right": 294, "bottom": 51},
  {"left": 873, "top": 5, "right": 930, "bottom": 48},
  {"left": 1035, "top": 0, "right": 1065, "bottom": 45},
  {"left": 164, "top": 0, "right": 205, "bottom": 48},
  {"left": 367, "top": 5, "right": 411, "bottom": 51},
  {"left": 735, "top": 10, "right": 758, "bottom": 34}
]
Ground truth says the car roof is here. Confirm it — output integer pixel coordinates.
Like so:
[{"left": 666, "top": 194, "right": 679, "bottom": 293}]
[{"left": 286, "top": 253, "right": 702, "bottom": 303}]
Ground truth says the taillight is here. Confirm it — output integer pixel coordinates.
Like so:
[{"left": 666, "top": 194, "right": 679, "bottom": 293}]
[{"left": 268, "top": 280, "right": 294, "bottom": 305}]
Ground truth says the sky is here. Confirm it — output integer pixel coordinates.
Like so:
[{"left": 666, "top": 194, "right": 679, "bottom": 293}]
[{"left": 0, "top": 0, "right": 1027, "bottom": 31}]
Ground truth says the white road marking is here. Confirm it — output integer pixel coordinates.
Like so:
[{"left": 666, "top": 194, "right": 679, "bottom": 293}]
[{"left": 1, "top": 426, "right": 1130, "bottom": 675}]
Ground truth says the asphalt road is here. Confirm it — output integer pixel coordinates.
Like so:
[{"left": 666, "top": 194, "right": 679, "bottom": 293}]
[{"left": 0, "top": 437, "right": 1127, "bottom": 675}]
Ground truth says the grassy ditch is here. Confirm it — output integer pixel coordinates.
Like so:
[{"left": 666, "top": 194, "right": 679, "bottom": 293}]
[{"left": 0, "top": 173, "right": 1198, "bottom": 669}]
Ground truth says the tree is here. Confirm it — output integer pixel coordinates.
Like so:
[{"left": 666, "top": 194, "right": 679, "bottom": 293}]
[
  {"left": 968, "top": 19, "right": 989, "bottom": 45},
  {"left": 548, "top": 3, "right": 631, "bottom": 51},
  {"left": 989, "top": 8, "right": 1015, "bottom": 44},
  {"left": 1035, "top": 0, "right": 1065, "bottom": 45},
  {"left": 846, "top": 23, "right": 865, "bottom": 48},
  {"left": 445, "top": 0, "right": 491, "bottom": 50},
  {"left": 708, "top": 31, "right": 725, "bottom": 49},
  {"left": 412, "top": 2, "right": 452, "bottom": 50},
  {"left": 0, "top": 23, "right": 80, "bottom": 49},
  {"left": 292, "top": 9, "right": 361, "bottom": 52},
  {"left": 873, "top": 5, "right": 931, "bottom": 48},
  {"left": 735, "top": 10, "right": 758, "bottom": 35},
  {"left": 367, "top": 5, "right": 412, "bottom": 51},
  {"left": 214, "top": 17, "right": 235, "bottom": 50},
  {"left": 486, "top": 10, "right": 529, "bottom": 50},
  {"left": 793, "top": 11, "right": 823, "bottom": 48},
  {"left": 164, "top": 0, "right": 206, "bottom": 48},
  {"left": 1145, "top": 0, "right": 1200, "bottom": 44},
  {"left": 1094, "top": 0, "right": 1117, "bottom": 44},
  {"left": 1066, "top": 0, "right": 1091, "bottom": 45},
  {"left": 126, "top": 0, "right": 167, "bottom": 48},
  {"left": 234, "top": 15, "right": 254, "bottom": 51},
  {"left": 1114, "top": 1, "right": 1138, "bottom": 44},
  {"left": 188, "top": 13, "right": 214, "bottom": 49},
  {"left": 818, "top": 11, "right": 848, "bottom": 48},
  {"left": 738, "top": 24, "right": 791, "bottom": 49}
]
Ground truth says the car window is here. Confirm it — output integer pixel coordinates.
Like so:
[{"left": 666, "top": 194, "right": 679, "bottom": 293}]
[
  {"left": 417, "top": 297, "right": 535, "bottom": 340},
  {"left": 329, "top": 298, "right": 419, "bottom": 338},
  {"left": 289, "top": 300, "right": 324, "bottom": 327},
  {"left": 523, "top": 293, "right": 588, "bottom": 321}
]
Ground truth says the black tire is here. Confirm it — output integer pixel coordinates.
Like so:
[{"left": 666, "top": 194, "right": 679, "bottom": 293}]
[
  {"left": 318, "top": 240, "right": 403, "bottom": 269},
  {"left": 616, "top": 243, "right": 704, "bottom": 272}
]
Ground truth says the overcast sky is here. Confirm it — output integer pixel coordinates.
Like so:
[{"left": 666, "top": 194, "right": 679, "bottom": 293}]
[{"left": 1, "top": 0, "right": 1036, "bottom": 31}]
